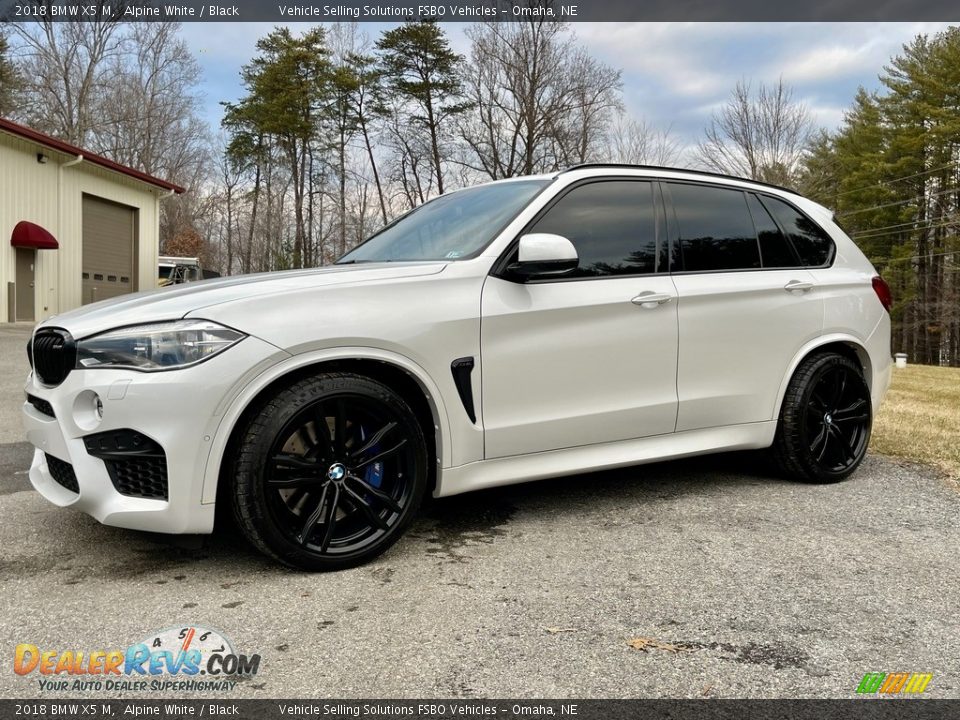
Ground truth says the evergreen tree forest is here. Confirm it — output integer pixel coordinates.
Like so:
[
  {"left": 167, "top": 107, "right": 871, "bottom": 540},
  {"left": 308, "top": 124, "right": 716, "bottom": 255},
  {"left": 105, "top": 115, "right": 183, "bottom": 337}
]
[{"left": 801, "top": 28, "right": 960, "bottom": 366}]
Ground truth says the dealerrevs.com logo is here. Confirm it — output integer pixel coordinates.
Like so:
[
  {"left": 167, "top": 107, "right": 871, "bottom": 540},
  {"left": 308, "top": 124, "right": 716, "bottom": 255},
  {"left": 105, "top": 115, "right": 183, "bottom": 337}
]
[{"left": 14, "top": 626, "right": 261, "bottom": 693}]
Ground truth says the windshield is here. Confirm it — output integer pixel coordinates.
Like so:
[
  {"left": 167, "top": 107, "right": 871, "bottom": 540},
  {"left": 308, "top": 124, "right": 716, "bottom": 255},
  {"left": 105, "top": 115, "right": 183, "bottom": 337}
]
[{"left": 338, "top": 179, "right": 551, "bottom": 263}]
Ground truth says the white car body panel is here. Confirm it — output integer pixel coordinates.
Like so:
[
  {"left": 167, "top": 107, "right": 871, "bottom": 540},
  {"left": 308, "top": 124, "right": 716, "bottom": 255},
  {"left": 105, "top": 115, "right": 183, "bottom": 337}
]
[
  {"left": 21, "top": 167, "right": 892, "bottom": 535},
  {"left": 481, "top": 274, "right": 679, "bottom": 457},
  {"left": 441, "top": 421, "right": 777, "bottom": 496},
  {"left": 197, "top": 345, "right": 457, "bottom": 506},
  {"left": 672, "top": 268, "right": 823, "bottom": 431}
]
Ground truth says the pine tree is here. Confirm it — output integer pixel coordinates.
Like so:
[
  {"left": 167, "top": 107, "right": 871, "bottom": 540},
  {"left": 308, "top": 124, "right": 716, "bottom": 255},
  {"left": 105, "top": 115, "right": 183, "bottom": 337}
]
[
  {"left": 223, "top": 27, "right": 333, "bottom": 269},
  {"left": 376, "top": 20, "right": 469, "bottom": 195},
  {"left": 802, "top": 28, "right": 960, "bottom": 365}
]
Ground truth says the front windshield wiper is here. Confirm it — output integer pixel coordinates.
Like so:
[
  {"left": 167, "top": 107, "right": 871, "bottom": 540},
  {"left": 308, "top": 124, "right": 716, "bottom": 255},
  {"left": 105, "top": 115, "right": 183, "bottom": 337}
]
[{"left": 336, "top": 259, "right": 400, "bottom": 265}]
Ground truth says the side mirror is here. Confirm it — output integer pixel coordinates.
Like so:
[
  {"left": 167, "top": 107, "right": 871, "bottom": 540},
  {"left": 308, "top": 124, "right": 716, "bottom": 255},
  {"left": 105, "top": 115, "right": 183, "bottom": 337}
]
[{"left": 507, "top": 233, "right": 578, "bottom": 279}]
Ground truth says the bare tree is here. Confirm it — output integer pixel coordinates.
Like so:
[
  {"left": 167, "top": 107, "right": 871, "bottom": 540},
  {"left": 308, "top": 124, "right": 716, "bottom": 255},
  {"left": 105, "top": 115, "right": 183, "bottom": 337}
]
[
  {"left": 213, "top": 137, "right": 242, "bottom": 276},
  {"left": 604, "top": 112, "right": 683, "bottom": 166},
  {"left": 382, "top": 93, "right": 435, "bottom": 209},
  {"left": 346, "top": 51, "right": 389, "bottom": 225},
  {"left": 550, "top": 48, "right": 624, "bottom": 166},
  {"left": 93, "top": 24, "right": 208, "bottom": 184},
  {"left": 0, "top": 30, "right": 23, "bottom": 116},
  {"left": 459, "top": 15, "right": 622, "bottom": 179},
  {"left": 696, "top": 78, "right": 814, "bottom": 185},
  {"left": 12, "top": 18, "right": 212, "bottom": 253},
  {"left": 9, "top": 9, "right": 128, "bottom": 144}
]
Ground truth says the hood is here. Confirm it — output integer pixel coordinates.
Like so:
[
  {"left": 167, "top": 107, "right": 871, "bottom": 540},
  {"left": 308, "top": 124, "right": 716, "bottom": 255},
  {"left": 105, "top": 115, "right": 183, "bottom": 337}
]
[{"left": 43, "top": 262, "right": 447, "bottom": 339}]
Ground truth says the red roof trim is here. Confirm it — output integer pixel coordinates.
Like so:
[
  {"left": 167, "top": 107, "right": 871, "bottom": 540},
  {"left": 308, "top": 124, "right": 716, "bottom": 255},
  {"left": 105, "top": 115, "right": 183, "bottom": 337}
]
[
  {"left": 11, "top": 221, "right": 59, "bottom": 250},
  {"left": 0, "top": 117, "right": 186, "bottom": 194}
]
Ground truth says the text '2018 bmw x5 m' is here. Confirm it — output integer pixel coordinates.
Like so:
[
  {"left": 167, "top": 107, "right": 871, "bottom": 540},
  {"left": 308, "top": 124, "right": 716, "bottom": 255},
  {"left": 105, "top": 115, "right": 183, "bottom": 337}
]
[{"left": 23, "top": 165, "right": 892, "bottom": 570}]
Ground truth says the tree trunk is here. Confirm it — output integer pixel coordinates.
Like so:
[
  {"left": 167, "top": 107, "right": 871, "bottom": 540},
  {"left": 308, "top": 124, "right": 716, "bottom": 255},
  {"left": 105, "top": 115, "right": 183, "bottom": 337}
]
[
  {"left": 361, "top": 116, "right": 389, "bottom": 225},
  {"left": 339, "top": 131, "right": 347, "bottom": 258},
  {"left": 425, "top": 88, "right": 444, "bottom": 195}
]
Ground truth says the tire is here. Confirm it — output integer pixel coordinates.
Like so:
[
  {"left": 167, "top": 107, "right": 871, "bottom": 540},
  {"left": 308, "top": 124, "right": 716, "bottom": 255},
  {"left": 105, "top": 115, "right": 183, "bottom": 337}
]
[
  {"left": 231, "top": 372, "right": 428, "bottom": 571},
  {"left": 772, "top": 352, "right": 872, "bottom": 484}
]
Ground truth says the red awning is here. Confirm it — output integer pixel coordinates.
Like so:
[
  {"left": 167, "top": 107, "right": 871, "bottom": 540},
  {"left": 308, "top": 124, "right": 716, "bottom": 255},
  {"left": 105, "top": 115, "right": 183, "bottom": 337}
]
[{"left": 11, "top": 221, "right": 59, "bottom": 250}]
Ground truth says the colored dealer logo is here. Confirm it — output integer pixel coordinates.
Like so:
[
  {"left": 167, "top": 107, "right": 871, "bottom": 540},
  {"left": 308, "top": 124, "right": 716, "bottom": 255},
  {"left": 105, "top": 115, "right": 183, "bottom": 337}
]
[
  {"left": 856, "top": 672, "right": 933, "bottom": 694},
  {"left": 14, "top": 626, "right": 260, "bottom": 692}
]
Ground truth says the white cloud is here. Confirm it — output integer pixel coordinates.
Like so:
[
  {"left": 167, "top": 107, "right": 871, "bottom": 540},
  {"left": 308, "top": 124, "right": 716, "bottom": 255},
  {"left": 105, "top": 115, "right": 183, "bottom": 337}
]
[
  {"left": 781, "top": 45, "right": 878, "bottom": 83},
  {"left": 182, "top": 21, "right": 957, "bottom": 143}
]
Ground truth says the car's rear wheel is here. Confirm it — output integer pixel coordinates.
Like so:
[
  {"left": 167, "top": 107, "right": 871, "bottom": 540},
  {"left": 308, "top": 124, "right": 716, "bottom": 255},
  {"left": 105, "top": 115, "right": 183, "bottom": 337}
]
[
  {"left": 231, "top": 372, "right": 427, "bottom": 570},
  {"left": 772, "top": 352, "right": 872, "bottom": 483}
]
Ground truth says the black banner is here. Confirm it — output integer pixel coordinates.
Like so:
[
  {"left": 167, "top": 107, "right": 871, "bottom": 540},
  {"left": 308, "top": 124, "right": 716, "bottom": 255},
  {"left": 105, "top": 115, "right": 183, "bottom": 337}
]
[
  {"left": 1, "top": 700, "right": 959, "bottom": 720},
  {"left": 1, "top": 0, "right": 959, "bottom": 23}
]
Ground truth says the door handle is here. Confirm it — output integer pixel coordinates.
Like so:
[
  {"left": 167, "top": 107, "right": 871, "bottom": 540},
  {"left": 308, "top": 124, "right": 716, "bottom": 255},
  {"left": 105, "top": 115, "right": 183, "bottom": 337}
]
[
  {"left": 784, "top": 280, "right": 814, "bottom": 292},
  {"left": 631, "top": 292, "right": 673, "bottom": 308}
]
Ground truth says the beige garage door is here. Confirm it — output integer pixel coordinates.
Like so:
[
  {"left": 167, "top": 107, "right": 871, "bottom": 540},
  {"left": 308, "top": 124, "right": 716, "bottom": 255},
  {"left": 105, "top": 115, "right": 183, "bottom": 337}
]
[{"left": 82, "top": 195, "right": 137, "bottom": 305}]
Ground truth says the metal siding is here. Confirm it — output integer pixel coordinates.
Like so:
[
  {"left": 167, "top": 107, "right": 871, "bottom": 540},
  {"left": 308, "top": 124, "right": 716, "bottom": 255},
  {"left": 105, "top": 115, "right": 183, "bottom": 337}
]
[
  {"left": 0, "top": 136, "right": 59, "bottom": 323},
  {"left": 0, "top": 132, "right": 160, "bottom": 323}
]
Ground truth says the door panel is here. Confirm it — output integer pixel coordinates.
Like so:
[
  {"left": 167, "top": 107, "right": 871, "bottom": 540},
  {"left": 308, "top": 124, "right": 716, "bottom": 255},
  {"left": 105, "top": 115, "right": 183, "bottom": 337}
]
[
  {"left": 481, "top": 275, "right": 679, "bottom": 458},
  {"left": 15, "top": 247, "right": 35, "bottom": 322},
  {"left": 663, "top": 181, "right": 825, "bottom": 431},
  {"left": 673, "top": 269, "right": 823, "bottom": 431}
]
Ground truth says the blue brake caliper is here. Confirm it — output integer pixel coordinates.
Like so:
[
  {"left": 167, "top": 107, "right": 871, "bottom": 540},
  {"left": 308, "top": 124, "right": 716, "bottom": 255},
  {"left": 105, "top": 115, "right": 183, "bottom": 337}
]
[{"left": 359, "top": 426, "right": 384, "bottom": 488}]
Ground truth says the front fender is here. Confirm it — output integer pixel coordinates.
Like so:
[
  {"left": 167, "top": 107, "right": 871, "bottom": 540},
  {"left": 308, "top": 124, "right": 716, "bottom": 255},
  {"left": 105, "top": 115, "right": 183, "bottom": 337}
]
[{"left": 199, "top": 346, "right": 454, "bottom": 505}]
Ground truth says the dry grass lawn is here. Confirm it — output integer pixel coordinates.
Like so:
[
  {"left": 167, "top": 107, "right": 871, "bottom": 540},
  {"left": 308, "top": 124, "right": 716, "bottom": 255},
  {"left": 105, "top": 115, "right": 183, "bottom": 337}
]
[{"left": 872, "top": 363, "right": 960, "bottom": 480}]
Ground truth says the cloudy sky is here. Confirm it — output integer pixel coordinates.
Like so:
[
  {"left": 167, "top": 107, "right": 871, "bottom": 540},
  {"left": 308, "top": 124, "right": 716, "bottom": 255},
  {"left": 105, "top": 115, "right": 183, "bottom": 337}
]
[{"left": 180, "top": 22, "right": 954, "bottom": 148}]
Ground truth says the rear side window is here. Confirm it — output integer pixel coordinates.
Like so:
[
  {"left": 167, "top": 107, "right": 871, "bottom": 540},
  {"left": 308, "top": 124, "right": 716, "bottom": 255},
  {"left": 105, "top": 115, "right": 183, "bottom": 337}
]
[
  {"left": 669, "top": 183, "right": 760, "bottom": 272},
  {"left": 759, "top": 195, "right": 835, "bottom": 267},
  {"left": 746, "top": 193, "right": 801, "bottom": 268},
  {"left": 530, "top": 180, "right": 659, "bottom": 277}
]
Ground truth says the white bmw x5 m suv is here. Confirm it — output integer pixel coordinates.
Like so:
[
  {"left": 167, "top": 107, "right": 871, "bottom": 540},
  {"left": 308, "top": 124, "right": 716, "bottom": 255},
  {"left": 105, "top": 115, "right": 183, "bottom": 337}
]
[{"left": 23, "top": 165, "right": 892, "bottom": 570}]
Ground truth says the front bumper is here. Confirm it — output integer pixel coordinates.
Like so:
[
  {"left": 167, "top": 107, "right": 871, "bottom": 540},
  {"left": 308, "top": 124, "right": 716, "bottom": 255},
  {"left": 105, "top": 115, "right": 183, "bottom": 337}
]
[{"left": 22, "top": 336, "right": 280, "bottom": 534}]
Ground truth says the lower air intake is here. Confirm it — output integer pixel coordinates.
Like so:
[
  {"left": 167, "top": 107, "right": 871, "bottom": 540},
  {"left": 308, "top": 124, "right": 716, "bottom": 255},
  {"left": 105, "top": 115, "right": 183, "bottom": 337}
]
[
  {"left": 45, "top": 453, "right": 79, "bottom": 494},
  {"left": 83, "top": 430, "right": 169, "bottom": 501}
]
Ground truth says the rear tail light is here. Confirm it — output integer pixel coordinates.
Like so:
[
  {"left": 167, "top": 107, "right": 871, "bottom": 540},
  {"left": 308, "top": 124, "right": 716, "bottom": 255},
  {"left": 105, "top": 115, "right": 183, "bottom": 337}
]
[{"left": 872, "top": 275, "right": 893, "bottom": 313}]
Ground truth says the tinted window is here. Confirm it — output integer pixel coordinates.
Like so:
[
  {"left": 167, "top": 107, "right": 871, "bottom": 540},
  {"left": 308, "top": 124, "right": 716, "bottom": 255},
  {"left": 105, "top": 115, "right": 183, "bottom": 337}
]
[
  {"left": 531, "top": 181, "right": 658, "bottom": 277},
  {"left": 746, "top": 193, "right": 801, "bottom": 268},
  {"left": 759, "top": 195, "right": 835, "bottom": 267},
  {"left": 669, "top": 184, "right": 760, "bottom": 272}
]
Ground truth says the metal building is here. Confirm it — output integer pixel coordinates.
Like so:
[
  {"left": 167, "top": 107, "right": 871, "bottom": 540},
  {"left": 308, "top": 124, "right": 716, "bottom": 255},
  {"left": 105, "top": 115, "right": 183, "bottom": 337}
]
[{"left": 0, "top": 118, "right": 185, "bottom": 324}]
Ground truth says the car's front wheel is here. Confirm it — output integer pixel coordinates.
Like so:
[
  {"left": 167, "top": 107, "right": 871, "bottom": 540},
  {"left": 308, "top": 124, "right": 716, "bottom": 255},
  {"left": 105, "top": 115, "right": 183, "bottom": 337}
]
[
  {"left": 772, "top": 352, "right": 873, "bottom": 483},
  {"left": 231, "top": 372, "right": 428, "bottom": 570}
]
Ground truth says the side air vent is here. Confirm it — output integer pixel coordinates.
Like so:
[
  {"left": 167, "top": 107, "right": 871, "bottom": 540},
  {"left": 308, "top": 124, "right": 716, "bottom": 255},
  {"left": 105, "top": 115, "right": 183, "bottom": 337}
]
[{"left": 451, "top": 357, "right": 477, "bottom": 424}]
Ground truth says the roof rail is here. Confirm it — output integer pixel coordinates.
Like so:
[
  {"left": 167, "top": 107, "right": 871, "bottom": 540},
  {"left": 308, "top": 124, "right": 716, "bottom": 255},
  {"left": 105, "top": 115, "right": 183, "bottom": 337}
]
[{"left": 559, "top": 163, "right": 799, "bottom": 195}]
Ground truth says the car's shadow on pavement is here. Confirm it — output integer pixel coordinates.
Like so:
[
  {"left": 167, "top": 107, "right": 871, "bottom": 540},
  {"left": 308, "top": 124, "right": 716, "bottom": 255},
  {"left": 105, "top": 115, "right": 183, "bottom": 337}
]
[
  {"left": 24, "top": 449, "right": 790, "bottom": 579},
  {"left": 0, "top": 452, "right": 804, "bottom": 585}
]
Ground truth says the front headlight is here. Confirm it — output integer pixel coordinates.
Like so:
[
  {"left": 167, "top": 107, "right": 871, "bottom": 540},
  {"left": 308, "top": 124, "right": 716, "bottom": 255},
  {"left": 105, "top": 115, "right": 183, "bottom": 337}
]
[{"left": 76, "top": 320, "right": 246, "bottom": 371}]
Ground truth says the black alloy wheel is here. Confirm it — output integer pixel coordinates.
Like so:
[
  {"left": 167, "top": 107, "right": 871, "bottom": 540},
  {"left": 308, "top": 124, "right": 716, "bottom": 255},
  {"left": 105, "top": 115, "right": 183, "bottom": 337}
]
[
  {"left": 773, "top": 352, "right": 872, "bottom": 483},
  {"left": 231, "top": 373, "right": 428, "bottom": 570}
]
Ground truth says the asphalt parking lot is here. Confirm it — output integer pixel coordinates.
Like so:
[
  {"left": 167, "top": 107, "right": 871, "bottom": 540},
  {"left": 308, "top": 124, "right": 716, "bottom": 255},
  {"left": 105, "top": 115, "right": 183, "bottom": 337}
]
[{"left": 1, "top": 323, "right": 958, "bottom": 699}]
